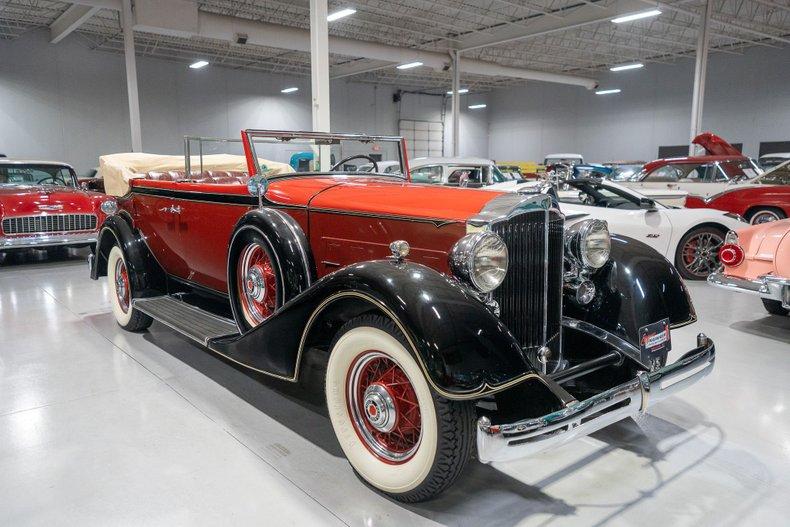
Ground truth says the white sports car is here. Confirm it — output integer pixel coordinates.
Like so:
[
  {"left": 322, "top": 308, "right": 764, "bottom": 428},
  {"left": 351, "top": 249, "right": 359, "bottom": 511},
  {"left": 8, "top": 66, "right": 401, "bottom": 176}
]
[{"left": 540, "top": 179, "right": 747, "bottom": 279}]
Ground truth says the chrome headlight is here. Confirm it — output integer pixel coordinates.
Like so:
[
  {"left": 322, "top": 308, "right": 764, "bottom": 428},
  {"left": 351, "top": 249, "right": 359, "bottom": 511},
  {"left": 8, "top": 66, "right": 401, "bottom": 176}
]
[
  {"left": 449, "top": 231, "right": 509, "bottom": 293},
  {"left": 100, "top": 200, "right": 118, "bottom": 215},
  {"left": 565, "top": 219, "right": 611, "bottom": 270}
]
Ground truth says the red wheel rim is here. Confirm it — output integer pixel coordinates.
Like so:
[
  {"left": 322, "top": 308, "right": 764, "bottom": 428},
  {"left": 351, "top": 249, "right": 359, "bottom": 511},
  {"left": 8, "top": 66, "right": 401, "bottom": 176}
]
[
  {"left": 237, "top": 243, "right": 277, "bottom": 326},
  {"left": 346, "top": 351, "right": 422, "bottom": 464},
  {"left": 114, "top": 258, "right": 130, "bottom": 314}
]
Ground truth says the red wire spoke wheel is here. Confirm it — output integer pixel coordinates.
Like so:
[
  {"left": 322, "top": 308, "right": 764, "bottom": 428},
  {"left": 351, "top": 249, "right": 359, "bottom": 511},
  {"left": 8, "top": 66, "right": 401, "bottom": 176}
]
[
  {"left": 325, "top": 315, "right": 475, "bottom": 502},
  {"left": 347, "top": 351, "right": 422, "bottom": 463},
  {"left": 236, "top": 242, "right": 278, "bottom": 326},
  {"left": 114, "top": 257, "right": 131, "bottom": 314}
]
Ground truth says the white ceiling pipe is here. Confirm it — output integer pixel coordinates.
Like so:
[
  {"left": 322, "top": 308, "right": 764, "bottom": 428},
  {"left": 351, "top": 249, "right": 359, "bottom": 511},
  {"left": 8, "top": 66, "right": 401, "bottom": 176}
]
[
  {"left": 197, "top": 13, "right": 598, "bottom": 89},
  {"left": 65, "top": 1, "right": 598, "bottom": 89}
]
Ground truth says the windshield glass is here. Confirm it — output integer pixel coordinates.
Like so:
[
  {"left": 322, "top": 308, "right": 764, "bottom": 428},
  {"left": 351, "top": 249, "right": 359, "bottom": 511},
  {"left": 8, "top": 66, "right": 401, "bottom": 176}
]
[
  {"left": 755, "top": 161, "right": 790, "bottom": 185},
  {"left": 0, "top": 164, "right": 76, "bottom": 187},
  {"left": 559, "top": 181, "right": 651, "bottom": 210},
  {"left": 760, "top": 156, "right": 790, "bottom": 169},
  {"left": 545, "top": 156, "right": 582, "bottom": 166},
  {"left": 239, "top": 132, "right": 406, "bottom": 178},
  {"left": 610, "top": 164, "right": 644, "bottom": 181}
]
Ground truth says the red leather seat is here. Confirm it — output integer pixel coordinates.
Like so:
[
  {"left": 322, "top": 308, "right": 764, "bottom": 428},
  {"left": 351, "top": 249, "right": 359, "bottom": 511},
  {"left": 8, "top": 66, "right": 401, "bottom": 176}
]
[{"left": 138, "top": 170, "right": 249, "bottom": 185}]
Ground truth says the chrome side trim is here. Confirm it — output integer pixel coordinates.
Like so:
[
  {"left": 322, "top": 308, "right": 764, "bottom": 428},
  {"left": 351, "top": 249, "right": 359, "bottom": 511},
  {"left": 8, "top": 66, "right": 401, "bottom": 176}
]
[{"left": 0, "top": 231, "right": 97, "bottom": 249}]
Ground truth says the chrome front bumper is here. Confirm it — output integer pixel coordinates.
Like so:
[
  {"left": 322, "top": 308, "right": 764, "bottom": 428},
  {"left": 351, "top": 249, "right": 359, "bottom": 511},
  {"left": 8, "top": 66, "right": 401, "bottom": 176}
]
[
  {"left": 708, "top": 271, "right": 790, "bottom": 308},
  {"left": 477, "top": 334, "right": 715, "bottom": 463},
  {"left": 0, "top": 231, "right": 97, "bottom": 250}
]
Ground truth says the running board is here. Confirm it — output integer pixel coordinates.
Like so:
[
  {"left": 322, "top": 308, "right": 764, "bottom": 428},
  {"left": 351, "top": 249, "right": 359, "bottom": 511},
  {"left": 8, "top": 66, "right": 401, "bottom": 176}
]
[{"left": 133, "top": 296, "right": 239, "bottom": 346}]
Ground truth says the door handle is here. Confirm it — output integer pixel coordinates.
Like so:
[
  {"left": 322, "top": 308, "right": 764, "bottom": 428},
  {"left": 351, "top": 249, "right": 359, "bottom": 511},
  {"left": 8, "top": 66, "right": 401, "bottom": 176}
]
[{"left": 158, "top": 205, "right": 182, "bottom": 214}]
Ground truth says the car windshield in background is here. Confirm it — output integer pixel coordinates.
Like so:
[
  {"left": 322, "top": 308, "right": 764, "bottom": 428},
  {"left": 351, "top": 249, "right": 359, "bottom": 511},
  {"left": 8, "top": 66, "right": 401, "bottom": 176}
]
[
  {"left": 545, "top": 157, "right": 581, "bottom": 166},
  {"left": 756, "top": 161, "right": 790, "bottom": 185},
  {"left": 560, "top": 181, "right": 644, "bottom": 209},
  {"left": 0, "top": 165, "right": 76, "bottom": 187},
  {"left": 760, "top": 156, "right": 790, "bottom": 169},
  {"left": 610, "top": 165, "right": 644, "bottom": 181}
]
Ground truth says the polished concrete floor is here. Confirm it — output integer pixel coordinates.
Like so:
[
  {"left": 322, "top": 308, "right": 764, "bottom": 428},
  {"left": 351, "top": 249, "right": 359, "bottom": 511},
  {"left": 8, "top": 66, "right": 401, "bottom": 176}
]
[{"left": 1, "top": 248, "right": 789, "bottom": 526}]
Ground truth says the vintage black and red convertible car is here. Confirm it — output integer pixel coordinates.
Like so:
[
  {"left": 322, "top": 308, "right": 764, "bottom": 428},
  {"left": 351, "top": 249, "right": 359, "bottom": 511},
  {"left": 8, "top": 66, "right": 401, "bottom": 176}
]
[
  {"left": 89, "top": 130, "right": 716, "bottom": 502},
  {"left": 0, "top": 159, "right": 116, "bottom": 255}
]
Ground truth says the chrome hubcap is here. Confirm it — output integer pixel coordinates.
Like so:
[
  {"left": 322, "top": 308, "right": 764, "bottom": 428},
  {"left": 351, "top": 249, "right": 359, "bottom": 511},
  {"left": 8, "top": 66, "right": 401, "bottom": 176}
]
[
  {"left": 245, "top": 267, "right": 267, "bottom": 303},
  {"left": 363, "top": 383, "right": 398, "bottom": 433}
]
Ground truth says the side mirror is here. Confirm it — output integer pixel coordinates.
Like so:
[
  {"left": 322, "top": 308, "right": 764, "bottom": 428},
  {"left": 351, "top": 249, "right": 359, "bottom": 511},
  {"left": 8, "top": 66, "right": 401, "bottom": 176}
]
[
  {"left": 639, "top": 197, "right": 658, "bottom": 211},
  {"left": 247, "top": 174, "right": 269, "bottom": 207}
]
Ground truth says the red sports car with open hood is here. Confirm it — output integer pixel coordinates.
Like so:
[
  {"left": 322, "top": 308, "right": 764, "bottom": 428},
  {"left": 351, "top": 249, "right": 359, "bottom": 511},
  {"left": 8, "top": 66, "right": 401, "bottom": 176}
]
[
  {"left": 0, "top": 159, "right": 116, "bottom": 254},
  {"left": 89, "top": 130, "right": 716, "bottom": 502}
]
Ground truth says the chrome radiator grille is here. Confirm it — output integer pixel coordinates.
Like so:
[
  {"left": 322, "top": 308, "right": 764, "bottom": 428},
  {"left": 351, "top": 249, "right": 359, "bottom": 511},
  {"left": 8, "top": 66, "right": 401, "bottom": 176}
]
[
  {"left": 2, "top": 214, "right": 97, "bottom": 235},
  {"left": 491, "top": 209, "right": 564, "bottom": 356}
]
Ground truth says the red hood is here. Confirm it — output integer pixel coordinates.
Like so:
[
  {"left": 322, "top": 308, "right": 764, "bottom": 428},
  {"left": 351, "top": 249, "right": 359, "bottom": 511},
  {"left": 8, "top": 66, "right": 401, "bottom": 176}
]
[
  {"left": 692, "top": 132, "right": 742, "bottom": 156},
  {"left": 0, "top": 185, "right": 107, "bottom": 217},
  {"left": 295, "top": 177, "right": 502, "bottom": 222}
]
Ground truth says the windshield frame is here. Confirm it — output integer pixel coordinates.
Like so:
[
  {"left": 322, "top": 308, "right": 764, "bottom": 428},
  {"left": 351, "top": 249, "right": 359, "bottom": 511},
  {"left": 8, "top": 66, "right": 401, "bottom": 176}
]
[
  {"left": 240, "top": 130, "right": 409, "bottom": 181},
  {"left": 562, "top": 179, "right": 665, "bottom": 210}
]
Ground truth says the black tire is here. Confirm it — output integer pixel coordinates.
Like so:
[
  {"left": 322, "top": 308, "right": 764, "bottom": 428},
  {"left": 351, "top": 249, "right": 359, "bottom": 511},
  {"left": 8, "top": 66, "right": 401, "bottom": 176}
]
[
  {"left": 228, "top": 228, "right": 283, "bottom": 333},
  {"left": 746, "top": 206, "right": 786, "bottom": 225},
  {"left": 674, "top": 226, "right": 726, "bottom": 280},
  {"left": 762, "top": 298, "right": 790, "bottom": 316},
  {"left": 326, "top": 314, "right": 475, "bottom": 503},
  {"left": 107, "top": 245, "right": 153, "bottom": 332}
]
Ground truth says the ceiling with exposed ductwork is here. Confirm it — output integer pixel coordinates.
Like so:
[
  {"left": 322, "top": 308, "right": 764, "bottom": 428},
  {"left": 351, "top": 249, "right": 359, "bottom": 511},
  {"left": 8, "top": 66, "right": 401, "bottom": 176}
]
[{"left": 0, "top": 0, "right": 788, "bottom": 93}]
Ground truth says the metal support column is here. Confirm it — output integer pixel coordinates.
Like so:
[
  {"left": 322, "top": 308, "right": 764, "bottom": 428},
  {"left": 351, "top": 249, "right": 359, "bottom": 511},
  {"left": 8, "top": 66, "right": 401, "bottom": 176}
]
[
  {"left": 121, "top": 0, "right": 142, "bottom": 152},
  {"left": 310, "top": 0, "right": 331, "bottom": 170},
  {"left": 451, "top": 50, "right": 461, "bottom": 157},
  {"left": 689, "top": 0, "right": 713, "bottom": 155}
]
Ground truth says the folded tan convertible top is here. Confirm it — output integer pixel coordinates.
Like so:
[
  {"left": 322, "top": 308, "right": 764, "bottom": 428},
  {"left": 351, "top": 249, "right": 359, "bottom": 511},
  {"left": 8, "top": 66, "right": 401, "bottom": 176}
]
[{"left": 98, "top": 153, "right": 294, "bottom": 196}]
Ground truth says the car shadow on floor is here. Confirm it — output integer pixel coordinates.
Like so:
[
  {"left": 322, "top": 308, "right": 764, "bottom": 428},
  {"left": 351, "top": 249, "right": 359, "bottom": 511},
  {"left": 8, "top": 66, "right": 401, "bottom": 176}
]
[
  {"left": 0, "top": 246, "right": 90, "bottom": 268},
  {"left": 132, "top": 324, "right": 733, "bottom": 526},
  {"left": 731, "top": 316, "right": 790, "bottom": 345}
]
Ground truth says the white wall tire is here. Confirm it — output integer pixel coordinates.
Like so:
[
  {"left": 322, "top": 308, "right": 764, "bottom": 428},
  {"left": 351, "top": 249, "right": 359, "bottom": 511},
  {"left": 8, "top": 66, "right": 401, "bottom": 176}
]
[
  {"left": 748, "top": 207, "right": 786, "bottom": 225},
  {"left": 107, "top": 246, "right": 152, "bottom": 331},
  {"left": 325, "top": 315, "right": 474, "bottom": 502}
]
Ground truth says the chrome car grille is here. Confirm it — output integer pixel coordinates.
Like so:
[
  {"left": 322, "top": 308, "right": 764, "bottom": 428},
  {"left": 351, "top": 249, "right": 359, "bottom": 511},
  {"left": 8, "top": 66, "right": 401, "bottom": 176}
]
[
  {"left": 2, "top": 214, "right": 97, "bottom": 235},
  {"left": 491, "top": 209, "right": 564, "bottom": 357}
]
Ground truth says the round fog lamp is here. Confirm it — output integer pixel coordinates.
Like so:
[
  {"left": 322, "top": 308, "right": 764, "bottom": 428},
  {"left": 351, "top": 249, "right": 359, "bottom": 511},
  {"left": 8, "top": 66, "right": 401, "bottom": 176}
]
[{"left": 575, "top": 280, "right": 596, "bottom": 305}]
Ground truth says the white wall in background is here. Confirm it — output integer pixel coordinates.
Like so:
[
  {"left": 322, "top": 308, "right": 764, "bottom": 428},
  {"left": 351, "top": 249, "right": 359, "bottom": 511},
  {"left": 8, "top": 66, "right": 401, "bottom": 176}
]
[
  {"left": 0, "top": 30, "right": 487, "bottom": 172},
  {"left": 488, "top": 45, "right": 790, "bottom": 162}
]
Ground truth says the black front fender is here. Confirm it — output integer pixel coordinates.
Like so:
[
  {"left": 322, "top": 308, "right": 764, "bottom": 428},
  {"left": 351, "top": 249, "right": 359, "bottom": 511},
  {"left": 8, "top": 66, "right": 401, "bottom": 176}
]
[
  {"left": 91, "top": 214, "right": 164, "bottom": 296},
  {"left": 210, "top": 260, "right": 536, "bottom": 399},
  {"left": 564, "top": 234, "right": 696, "bottom": 346}
]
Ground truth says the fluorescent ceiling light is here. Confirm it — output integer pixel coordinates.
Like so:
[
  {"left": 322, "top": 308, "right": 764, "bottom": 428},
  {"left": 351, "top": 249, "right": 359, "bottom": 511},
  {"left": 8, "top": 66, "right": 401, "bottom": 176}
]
[
  {"left": 189, "top": 60, "right": 209, "bottom": 69},
  {"left": 595, "top": 89, "right": 621, "bottom": 95},
  {"left": 468, "top": 103, "right": 487, "bottom": 109},
  {"left": 611, "top": 9, "right": 661, "bottom": 24},
  {"left": 446, "top": 88, "right": 470, "bottom": 95},
  {"left": 281, "top": 87, "right": 299, "bottom": 93},
  {"left": 396, "top": 61, "right": 423, "bottom": 70},
  {"left": 610, "top": 62, "right": 644, "bottom": 72},
  {"left": 327, "top": 8, "right": 356, "bottom": 22}
]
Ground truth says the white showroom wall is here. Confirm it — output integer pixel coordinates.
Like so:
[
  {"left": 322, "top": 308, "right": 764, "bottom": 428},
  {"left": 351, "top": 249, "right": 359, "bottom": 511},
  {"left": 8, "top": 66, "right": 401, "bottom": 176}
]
[
  {"left": 487, "top": 45, "right": 790, "bottom": 162},
  {"left": 0, "top": 30, "right": 488, "bottom": 172}
]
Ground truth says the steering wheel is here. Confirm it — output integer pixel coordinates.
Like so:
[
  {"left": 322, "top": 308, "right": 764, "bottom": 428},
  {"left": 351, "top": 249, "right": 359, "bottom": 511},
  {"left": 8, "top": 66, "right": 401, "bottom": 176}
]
[
  {"left": 331, "top": 154, "right": 378, "bottom": 172},
  {"left": 36, "top": 175, "right": 68, "bottom": 186}
]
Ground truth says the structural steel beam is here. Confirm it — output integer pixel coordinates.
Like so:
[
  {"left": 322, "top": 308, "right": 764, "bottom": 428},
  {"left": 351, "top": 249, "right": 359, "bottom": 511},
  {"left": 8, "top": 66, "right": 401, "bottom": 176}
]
[
  {"left": 310, "top": 0, "right": 331, "bottom": 167},
  {"left": 690, "top": 0, "right": 713, "bottom": 154},
  {"left": 121, "top": 0, "right": 142, "bottom": 152},
  {"left": 50, "top": 4, "right": 100, "bottom": 43}
]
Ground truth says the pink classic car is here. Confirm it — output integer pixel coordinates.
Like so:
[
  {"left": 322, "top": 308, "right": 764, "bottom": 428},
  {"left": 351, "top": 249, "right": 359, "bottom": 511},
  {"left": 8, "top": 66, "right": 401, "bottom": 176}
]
[{"left": 708, "top": 218, "right": 790, "bottom": 315}]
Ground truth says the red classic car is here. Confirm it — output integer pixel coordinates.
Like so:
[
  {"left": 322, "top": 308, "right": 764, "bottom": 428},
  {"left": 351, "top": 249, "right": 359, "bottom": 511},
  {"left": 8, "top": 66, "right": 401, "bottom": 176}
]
[
  {"left": 89, "top": 130, "right": 716, "bottom": 502},
  {"left": 686, "top": 160, "right": 790, "bottom": 224},
  {"left": 709, "top": 218, "right": 790, "bottom": 315},
  {"left": 0, "top": 160, "right": 116, "bottom": 254},
  {"left": 612, "top": 133, "right": 762, "bottom": 202}
]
